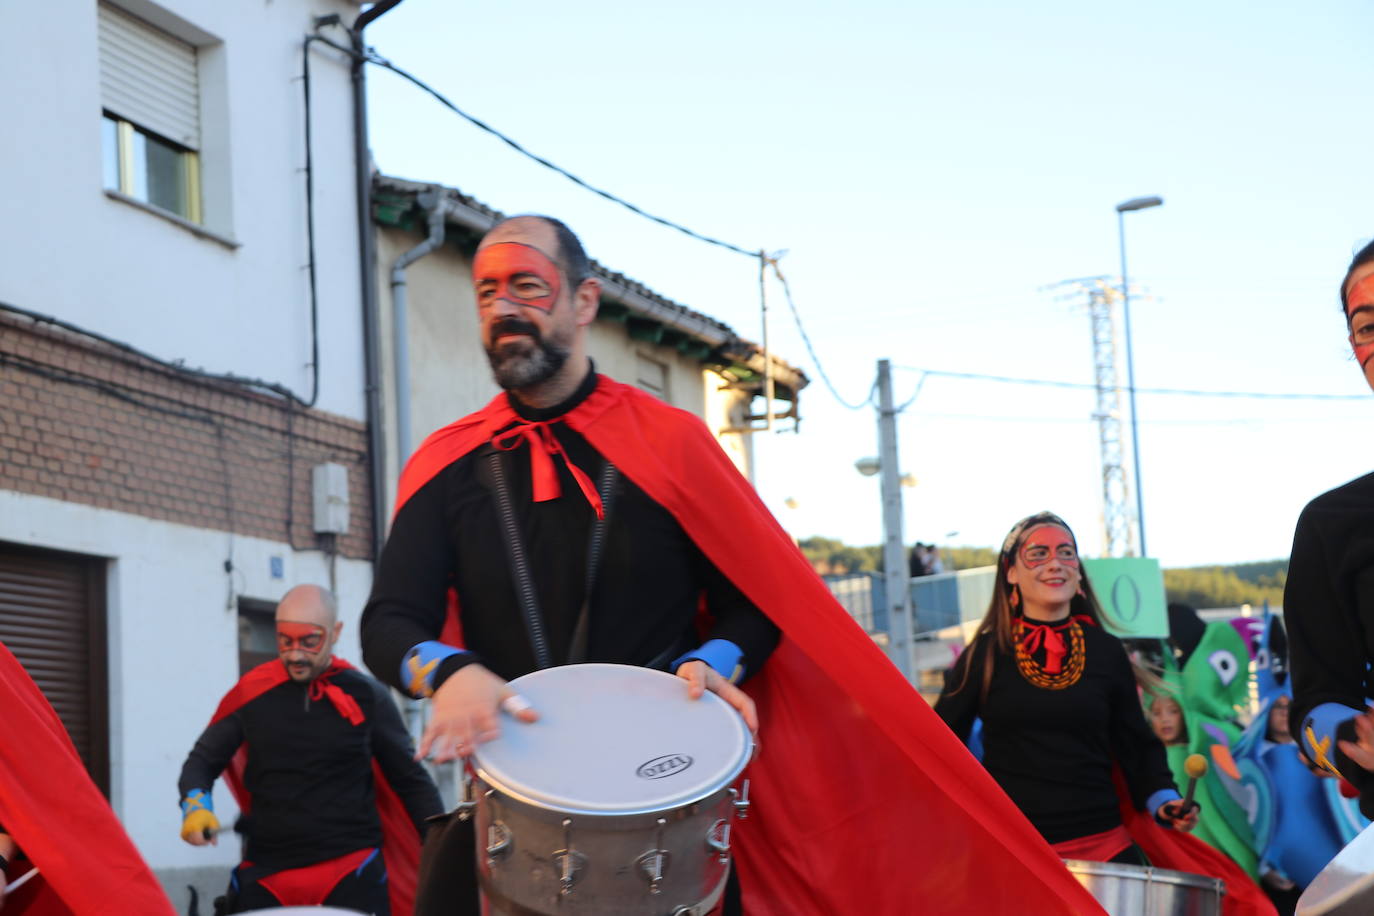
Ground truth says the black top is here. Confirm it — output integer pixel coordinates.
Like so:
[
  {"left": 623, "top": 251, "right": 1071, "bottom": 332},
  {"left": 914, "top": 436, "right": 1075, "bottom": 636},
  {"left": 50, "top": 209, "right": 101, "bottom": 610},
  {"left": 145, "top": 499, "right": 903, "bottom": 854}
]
[
  {"left": 178, "top": 666, "right": 441, "bottom": 869},
  {"left": 933, "top": 619, "right": 1176, "bottom": 844},
  {"left": 1287, "top": 470, "right": 1374, "bottom": 793},
  {"left": 361, "top": 371, "right": 780, "bottom": 692}
]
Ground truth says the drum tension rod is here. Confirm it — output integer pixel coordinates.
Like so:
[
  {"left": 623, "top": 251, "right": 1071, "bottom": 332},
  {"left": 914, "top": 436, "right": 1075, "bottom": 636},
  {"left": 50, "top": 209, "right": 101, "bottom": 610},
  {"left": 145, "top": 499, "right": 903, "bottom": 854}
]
[
  {"left": 733, "top": 779, "right": 751, "bottom": 819},
  {"left": 637, "top": 817, "right": 671, "bottom": 895},
  {"left": 553, "top": 818, "right": 587, "bottom": 897}
]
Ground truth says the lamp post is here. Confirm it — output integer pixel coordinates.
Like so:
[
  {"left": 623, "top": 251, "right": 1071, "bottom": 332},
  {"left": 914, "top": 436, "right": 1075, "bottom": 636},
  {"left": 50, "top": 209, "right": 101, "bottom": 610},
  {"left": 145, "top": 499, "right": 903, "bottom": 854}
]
[{"left": 1115, "top": 195, "right": 1163, "bottom": 557}]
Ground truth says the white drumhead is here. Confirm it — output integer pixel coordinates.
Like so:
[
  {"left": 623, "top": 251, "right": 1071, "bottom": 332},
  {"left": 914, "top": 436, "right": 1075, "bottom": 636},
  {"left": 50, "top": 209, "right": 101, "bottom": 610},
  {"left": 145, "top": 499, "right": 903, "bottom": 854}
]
[
  {"left": 473, "top": 663, "right": 752, "bottom": 815},
  {"left": 237, "top": 909, "right": 365, "bottom": 914},
  {"left": 1298, "top": 819, "right": 1374, "bottom": 915}
]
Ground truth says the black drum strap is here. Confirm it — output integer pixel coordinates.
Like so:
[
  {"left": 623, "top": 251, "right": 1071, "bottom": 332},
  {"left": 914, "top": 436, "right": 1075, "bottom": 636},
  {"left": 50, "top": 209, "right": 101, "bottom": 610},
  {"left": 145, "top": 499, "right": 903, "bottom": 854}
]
[
  {"left": 565, "top": 461, "right": 619, "bottom": 664},
  {"left": 484, "top": 447, "right": 619, "bottom": 669}
]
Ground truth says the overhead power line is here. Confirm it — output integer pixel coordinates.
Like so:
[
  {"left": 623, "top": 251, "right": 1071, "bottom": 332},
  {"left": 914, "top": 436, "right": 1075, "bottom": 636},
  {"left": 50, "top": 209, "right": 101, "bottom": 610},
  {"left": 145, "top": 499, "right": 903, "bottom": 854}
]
[
  {"left": 341, "top": 38, "right": 760, "bottom": 258},
  {"left": 769, "top": 259, "right": 874, "bottom": 410},
  {"left": 892, "top": 365, "right": 1370, "bottom": 401},
  {"left": 337, "top": 32, "right": 870, "bottom": 414}
]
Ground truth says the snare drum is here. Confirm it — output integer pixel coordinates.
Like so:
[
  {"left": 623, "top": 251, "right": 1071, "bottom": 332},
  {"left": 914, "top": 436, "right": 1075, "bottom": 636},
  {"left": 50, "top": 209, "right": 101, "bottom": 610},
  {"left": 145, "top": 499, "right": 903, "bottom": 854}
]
[
  {"left": 1064, "top": 860, "right": 1225, "bottom": 916},
  {"left": 1297, "top": 819, "right": 1374, "bottom": 915},
  {"left": 466, "top": 663, "right": 753, "bottom": 916}
]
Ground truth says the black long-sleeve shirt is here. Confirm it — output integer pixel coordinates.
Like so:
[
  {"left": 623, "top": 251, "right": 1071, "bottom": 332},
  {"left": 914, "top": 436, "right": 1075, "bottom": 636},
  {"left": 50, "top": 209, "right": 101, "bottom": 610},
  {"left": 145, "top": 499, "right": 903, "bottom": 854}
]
[
  {"left": 934, "top": 621, "right": 1176, "bottom": 844},
  {"left": 178, "top": 666, "right": 441, "bottom": 869},
  {"left": 361, "top": 372, "right": 780, "bottom": 694},
  {"left": 1286, "top": 471, "right": 1374, "bottom": 798}
]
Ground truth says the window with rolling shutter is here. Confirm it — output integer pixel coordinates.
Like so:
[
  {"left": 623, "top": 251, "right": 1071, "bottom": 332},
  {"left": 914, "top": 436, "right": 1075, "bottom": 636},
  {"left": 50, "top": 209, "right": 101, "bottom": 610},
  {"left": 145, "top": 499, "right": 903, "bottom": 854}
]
[
  {"left": 0, "top": 544, "right": 109, "bottom": 795},
  {"left": 97, "top": 2, "right": 203, "bottom": 222}
]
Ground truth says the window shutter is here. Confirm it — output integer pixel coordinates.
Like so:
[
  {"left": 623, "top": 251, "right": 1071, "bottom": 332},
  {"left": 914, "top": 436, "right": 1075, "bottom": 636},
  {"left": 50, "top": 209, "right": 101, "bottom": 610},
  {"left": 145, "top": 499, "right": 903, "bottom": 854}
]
[
  {"left": 0, "top": 544, "right": 109, "bottom": 794},
  {"left": 98, "top": 3, "right": 200, "bottom": 150}
]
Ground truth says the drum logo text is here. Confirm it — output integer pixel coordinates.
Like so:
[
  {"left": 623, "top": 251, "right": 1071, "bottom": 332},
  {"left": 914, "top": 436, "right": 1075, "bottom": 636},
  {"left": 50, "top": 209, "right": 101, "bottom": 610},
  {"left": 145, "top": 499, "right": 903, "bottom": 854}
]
[{"left": 637, "top": 754, "right": 694, "bottom": 779}]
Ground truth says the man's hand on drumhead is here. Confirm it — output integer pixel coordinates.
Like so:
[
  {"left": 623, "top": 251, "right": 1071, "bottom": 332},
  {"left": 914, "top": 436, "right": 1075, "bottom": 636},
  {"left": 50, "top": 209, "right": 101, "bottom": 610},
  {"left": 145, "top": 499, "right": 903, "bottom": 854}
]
[
  {"left": 417, "top": 664, "right": 539, "bottom": 763},
  {"left": 1338, "top": 705, "right": 1374, "bottom": 773},
  {"left": 675, "top": 660, "right": 758, "bottom": 737}
]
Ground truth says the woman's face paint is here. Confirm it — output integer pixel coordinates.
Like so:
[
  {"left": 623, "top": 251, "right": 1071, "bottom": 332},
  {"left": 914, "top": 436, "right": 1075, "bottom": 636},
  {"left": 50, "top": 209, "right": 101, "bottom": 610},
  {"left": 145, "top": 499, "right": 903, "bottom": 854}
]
[
  {"left": 1018, "top": 524, "right": 1079, "bottom": 570},
  {"left": 1346, "top": 271, "right": 1374, "bottom": 370},
  {"left": 473, "top": 242, "right": 563, "bottom": 314}
]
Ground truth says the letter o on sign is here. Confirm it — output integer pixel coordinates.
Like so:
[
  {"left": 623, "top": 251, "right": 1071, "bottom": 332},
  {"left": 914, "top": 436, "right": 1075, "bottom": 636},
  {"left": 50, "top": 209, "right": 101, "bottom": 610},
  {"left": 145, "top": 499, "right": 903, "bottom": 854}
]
[{"left": 1111, "top": 575, "right": 1142, "bottom": 622}]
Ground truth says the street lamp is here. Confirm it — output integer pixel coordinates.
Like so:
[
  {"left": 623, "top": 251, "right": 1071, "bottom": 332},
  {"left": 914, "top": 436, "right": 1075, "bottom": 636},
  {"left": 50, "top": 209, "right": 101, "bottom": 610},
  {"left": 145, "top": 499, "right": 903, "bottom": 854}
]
[{"left": 1115, "top": 195, "right": 1163, "bottom": 557}]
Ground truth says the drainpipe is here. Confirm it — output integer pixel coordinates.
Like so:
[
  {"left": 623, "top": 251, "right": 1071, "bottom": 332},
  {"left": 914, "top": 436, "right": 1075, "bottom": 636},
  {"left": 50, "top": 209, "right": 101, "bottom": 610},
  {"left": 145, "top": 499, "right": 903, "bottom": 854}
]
[
  {"left": 349, "top": 0, "right": 404, "bottom": 561},
  {"left": 390, "top": 190, "right": 450, "bottom": 465}
]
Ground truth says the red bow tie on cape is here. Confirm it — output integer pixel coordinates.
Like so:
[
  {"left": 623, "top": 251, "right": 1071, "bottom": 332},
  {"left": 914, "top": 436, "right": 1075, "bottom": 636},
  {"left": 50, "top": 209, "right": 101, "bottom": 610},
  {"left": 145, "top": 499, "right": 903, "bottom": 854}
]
[
  {"left": 492, "top": 420, "right": 605, "bottom": 520},
  {"left": 309, "top": 666, "right": 364, "bottom": 725}
]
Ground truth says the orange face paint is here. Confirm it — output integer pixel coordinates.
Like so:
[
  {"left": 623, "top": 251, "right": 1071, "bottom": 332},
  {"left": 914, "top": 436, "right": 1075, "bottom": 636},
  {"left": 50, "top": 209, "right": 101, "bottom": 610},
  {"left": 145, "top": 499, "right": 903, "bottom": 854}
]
[
  {"left": 473, "top": 242, "right": 562, "bottom": 313},
  {"left": 1019, "top": 524, "right": 1079, "bottom": 569},
  {"left": 276, "top": 621, "right": 327, "bottom": 655},
  {"left": 1347, "top": 274, "right": 1374, "bottom": 368}
]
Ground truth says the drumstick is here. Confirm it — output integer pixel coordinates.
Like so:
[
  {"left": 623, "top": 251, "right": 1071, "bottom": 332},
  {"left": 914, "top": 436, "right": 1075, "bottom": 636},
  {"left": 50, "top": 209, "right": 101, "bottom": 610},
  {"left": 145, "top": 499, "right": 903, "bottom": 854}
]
[
  {"left": 501, "top": 694, "right": 533, "bottom": 716},
  {"left": 5, "top": 867, "right": 38, "bottom": 894},
  {"left": 1182, "top": 753, "right": 1208, "bottom": 813}
]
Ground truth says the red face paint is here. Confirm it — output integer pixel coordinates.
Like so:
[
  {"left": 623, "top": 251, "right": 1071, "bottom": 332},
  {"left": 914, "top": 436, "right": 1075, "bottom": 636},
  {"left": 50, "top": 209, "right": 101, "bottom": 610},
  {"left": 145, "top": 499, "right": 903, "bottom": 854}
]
[
  {"left": 1018, "top": 524, "right": 1079, "bottom": 569},
  {"left": 473, "top": 242, "right": 563, "bottom": 313},
  {"left": 1347, "top": 274, "right": 1374, "bottom": 369},
  {"left": 277, "top": 621, "right": 327, "bottom": 656}
]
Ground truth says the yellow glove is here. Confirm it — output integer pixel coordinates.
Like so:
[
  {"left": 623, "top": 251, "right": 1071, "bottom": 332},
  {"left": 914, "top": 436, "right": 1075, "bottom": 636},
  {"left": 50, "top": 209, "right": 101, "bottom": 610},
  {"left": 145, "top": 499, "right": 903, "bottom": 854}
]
[{"left": 179, "top": 789, "right": 220, "bottom": 842}]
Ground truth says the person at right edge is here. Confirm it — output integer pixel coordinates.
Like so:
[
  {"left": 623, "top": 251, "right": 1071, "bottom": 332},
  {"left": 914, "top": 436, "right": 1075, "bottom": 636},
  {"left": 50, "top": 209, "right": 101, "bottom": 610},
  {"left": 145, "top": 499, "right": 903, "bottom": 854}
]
[
  {"left": 361, "top": 213, "right": 1121, "bottom": 915},
  {"left": 1288, "top": 239, "right": 1374, "bottom": 817}
]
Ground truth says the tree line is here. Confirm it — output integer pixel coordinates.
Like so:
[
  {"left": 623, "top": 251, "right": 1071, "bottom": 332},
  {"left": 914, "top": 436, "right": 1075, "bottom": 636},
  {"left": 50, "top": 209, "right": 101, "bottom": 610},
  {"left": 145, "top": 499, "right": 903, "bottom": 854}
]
[{"left": 798, "top": 537, "right": 1286, "bottom": 610}]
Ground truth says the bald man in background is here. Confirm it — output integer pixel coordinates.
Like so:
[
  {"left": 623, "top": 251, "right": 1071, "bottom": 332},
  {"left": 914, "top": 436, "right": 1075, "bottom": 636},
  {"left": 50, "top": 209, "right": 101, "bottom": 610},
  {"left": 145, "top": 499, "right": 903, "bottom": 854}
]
[{"left": 178, "top": 585, "right": 441, "bottom": 915}]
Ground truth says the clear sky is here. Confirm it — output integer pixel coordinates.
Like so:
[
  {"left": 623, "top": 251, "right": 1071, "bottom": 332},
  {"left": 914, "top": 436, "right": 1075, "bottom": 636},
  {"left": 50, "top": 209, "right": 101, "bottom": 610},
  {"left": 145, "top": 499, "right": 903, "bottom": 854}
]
[{"left": 362, "top": 0, "right": 1374, "bottom": 568}]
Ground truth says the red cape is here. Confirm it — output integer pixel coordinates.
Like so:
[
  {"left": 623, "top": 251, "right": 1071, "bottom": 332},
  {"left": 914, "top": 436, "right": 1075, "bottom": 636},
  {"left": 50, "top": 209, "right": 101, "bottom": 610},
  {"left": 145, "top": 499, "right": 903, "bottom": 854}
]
[
  {"left": 0, "top": 642, "right": 175, "bottom": 915},
  {"left": 395, "top": 376, "right": 1110, "bottom": 914},
  {"left": 210, "top": 658, "right": 422, "bottom": 916}
]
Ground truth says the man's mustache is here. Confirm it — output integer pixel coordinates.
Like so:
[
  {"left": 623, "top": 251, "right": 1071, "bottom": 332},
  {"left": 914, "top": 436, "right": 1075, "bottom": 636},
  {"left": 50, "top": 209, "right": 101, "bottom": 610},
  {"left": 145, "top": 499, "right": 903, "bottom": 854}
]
[{"left": 489, "top": 317, "right": 542, "bottom": 342}]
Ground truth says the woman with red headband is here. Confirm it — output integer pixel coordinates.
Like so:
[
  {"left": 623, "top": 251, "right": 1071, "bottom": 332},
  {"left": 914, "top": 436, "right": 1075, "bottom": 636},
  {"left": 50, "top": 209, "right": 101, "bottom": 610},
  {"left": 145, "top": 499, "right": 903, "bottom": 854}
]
[{"left": 935, "top": 511, "right": 1197, "bottom": 864}]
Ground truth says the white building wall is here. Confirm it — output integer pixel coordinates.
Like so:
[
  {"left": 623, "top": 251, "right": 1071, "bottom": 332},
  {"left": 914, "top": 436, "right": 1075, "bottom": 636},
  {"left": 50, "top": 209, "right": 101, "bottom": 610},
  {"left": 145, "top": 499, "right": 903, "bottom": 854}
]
[
  {"left": 0, "top": 488, "right": 374, "bottom": 876},
  {"left": 0, "top": 0, "right": 366, "bottom": 420}
]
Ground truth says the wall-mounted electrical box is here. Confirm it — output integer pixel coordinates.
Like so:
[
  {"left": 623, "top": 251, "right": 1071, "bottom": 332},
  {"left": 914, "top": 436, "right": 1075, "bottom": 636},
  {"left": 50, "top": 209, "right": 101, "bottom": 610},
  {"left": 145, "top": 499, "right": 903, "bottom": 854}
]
[{"left": 311, "top": 462, "right": 350, "bottom": 535}]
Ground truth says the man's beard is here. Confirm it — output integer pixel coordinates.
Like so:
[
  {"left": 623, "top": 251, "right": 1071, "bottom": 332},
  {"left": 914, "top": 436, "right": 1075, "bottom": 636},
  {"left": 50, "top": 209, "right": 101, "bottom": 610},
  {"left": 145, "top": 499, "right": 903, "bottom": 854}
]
[{"left": 485, "top": 317, "right": 571, "bottom": 391}]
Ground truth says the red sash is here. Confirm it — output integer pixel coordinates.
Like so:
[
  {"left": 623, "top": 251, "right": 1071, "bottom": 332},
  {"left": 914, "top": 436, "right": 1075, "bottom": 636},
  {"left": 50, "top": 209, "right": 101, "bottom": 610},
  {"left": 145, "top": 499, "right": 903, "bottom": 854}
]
[{"left": 253, "top": 847, "right": 375, "bottom": 905}]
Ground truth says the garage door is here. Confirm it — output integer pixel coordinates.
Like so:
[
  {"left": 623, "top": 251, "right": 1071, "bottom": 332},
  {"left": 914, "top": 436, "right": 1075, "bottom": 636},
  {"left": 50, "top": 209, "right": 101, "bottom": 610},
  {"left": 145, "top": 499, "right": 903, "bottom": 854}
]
[{"left": 0, "top": 543, "right": 109, "bottom": 794}]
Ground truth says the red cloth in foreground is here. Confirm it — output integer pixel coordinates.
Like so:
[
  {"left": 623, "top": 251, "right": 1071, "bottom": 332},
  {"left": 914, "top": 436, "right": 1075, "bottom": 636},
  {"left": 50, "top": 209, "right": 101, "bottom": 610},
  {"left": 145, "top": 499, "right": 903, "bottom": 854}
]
[
  {"left": 0, "top": 642, "right": 175, "bottom": 915},
  {"left": 396, "top": 376, "right": 1109, "bottom": 915},
  {"left": 209, "top": 658, "right": 422, "bottom": 916},
  {"left": 1115, "top": 771, "right": 1276, "bottom": 915}
]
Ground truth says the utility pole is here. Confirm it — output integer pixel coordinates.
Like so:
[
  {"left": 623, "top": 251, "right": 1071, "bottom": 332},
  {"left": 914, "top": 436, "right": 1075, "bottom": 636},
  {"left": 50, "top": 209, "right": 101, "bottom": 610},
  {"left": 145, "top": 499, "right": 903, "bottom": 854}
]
[
  {"left": 876, "top": 359, "right": 915, "bottom": 680},
  {"left": 1049, "top": 277, "right": 1135, "bottom": 557}
]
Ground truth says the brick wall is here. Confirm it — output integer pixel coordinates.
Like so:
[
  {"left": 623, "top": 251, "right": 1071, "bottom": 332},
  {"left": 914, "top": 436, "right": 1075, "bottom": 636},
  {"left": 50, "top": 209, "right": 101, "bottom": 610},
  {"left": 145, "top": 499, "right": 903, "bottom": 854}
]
[{"left": 0, "top": 311, "right": 373, "bottom": 561}]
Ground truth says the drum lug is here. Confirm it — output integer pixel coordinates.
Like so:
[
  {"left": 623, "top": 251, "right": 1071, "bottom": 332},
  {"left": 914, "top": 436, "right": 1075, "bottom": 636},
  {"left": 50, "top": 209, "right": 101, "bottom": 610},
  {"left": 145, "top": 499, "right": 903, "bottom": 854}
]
[
  {"left": 554, "top": 818, "right": 586, "bottom": 897},
  {"left": 485, "top": 820, "right": 513, "bottom": 869},
  {"left": 731, "top": 779, "right": 751, "bottom": 819}
]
